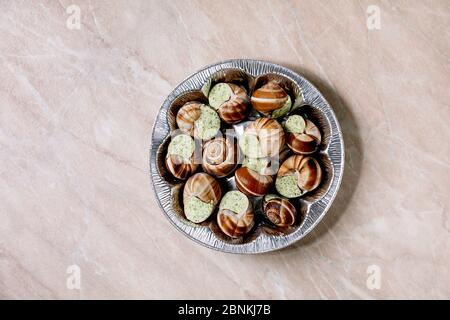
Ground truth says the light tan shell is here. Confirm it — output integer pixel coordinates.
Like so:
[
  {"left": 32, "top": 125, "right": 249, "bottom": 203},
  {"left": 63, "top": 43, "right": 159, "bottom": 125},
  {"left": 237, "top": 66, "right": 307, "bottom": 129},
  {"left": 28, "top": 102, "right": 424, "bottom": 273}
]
[
  {"left": 217, "top": 201, "right": 254, "bottom": 238},
  {"left": 277, "top": 155, "right": 322, "bottom": 192},
  {"left": 202, "top": 137, "right": 238, "bottom": 178},
  {"left": 286, "top": 119, "right": 322, "bottom": 154},
  {"left": 262, "top": 197, "right": 296, "bottom": 227},
  {"left": 183, "top": 172, "right": 222, "bottom": 206},
  {"left": 216, "top": 83, "right": 250, "bottom": 124},
  {"left": 243, "top": 118, "right": 285, "bottom": 158},
  {"left": 251, "top": 81, "right": 289, "bottom": 115},
  {"left": 176, "top": 101, "right": 202, "bottom": 137}
]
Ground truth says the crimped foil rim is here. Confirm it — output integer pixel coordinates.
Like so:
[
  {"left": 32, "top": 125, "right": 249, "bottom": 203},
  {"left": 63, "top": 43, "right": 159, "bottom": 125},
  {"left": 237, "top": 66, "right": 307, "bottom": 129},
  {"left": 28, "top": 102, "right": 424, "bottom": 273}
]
[{"left": 149, "top": 59, "right": 344, "bottom": 254}]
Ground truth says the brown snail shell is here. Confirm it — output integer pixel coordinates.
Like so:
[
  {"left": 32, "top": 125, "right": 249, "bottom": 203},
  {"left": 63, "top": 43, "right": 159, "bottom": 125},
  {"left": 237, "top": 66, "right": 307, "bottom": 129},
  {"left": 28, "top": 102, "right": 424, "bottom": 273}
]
[
  {"left": 183, "top": 172, "right": 222, "bottom": 206},
  {"left": 210, "top": 83, "right": 250, "bottom": 124},
  {"left": 240, "top": 118, "right": 285, "bottom": 158},
  {"left": 251, "top": 81, "right": 290, "bottom": 116},
  {"left": 202, "top": 137, "right": 239, "bottom": 178},
  {"left": 165, "top": 154, "right": 198, "bottom": 180},
  {"left": 277, "top": 155, "right": 322, "bottom": 195},
  {"left": 235, "top": 166, "right": 274, "bottom": 197},
  {"left": 262, "top": 195, "right": 296, "bottom": 227},
  {"left": 176, "top": 101, "right": 202, "bottom": 136},
  {"left": 217, "top": 191, "right": 254, "bottom": 238},
  {"left": 176, "top": 101, "right": 220, "bottom": 140},
  {"left": 286, "top": 119, "right": 322, "bottom": 154}
]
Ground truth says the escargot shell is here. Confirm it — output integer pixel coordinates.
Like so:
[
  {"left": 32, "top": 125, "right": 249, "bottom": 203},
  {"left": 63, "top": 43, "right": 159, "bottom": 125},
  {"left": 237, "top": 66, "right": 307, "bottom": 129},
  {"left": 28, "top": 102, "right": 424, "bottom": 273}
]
[
  {"left": 285, "top": 115, "right": 322, "bottom": 154},
  {"left": 209, "top": 83, "right": 250, "bottom": 124},
  {"left": 251, "top": 81, "right": 290, "bottom": 116},
  {"left": 217, "top": 190, "right": 254, "bottom": 238},
  {"left": 202, "top": 137, "right": 238, "bottom": 178},
  {"left": 263, "top": 195, "right": 296, "bottom": 227},
  {"left": 239, "top": 118, "right": 285, "bottom": 158}
]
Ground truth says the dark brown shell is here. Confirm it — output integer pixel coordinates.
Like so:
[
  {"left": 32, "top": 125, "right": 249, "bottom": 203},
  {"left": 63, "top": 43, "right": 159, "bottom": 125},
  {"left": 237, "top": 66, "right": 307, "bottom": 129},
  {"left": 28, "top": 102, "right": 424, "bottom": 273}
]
[
  {"left": 235, "top": 167, "right": 274, "bottom": 197},
  {"left": 262, "top": 197, "right": 296, "bottom": 227}
]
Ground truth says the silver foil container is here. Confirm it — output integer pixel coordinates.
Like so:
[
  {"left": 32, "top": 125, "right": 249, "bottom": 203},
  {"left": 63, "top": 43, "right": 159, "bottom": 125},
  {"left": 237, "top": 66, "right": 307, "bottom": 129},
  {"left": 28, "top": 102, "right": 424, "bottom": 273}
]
[{"left": 150, "top": 59, "right": 344, "bottom": 254}]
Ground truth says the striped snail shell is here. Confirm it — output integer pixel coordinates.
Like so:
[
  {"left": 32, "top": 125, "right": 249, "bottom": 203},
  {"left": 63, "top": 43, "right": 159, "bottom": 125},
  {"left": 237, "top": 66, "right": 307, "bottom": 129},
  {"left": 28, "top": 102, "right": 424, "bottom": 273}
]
[
  {"left": 165, "top": 134, "right": 198, "bottom": 180},
  {"left": 176, "top": 101, "right": 202, "bottom": 136},
  {"left": 235, "top": 166, "right": 274, "bottom": 197},
  {"left": 176, "top": 101, "right": 220, "bottom": 140},
  {"left": 209, "top": 83, "right": 250, "bottom": 124},
  {"left": 251, "top": 81, "right": 290, "bottom": 116},
  {"left": 202, "top": 137, "right": 239, "bottom": 178},
  {"left": 262, "top": 195, "right": 296, "bottom": 227},
  {"left": 285, "top": 115, "right": 322, "bottom": 154},
  {"left": 183, "top": 172, "right": 222, "bottom": 206},
  {"left": 276, "top": 155, "right": 322, "bottom": 198},
  {"left": 239, "top": 118, "right": 285, "bottom": 158},
  {"left": 165, "top": 155, "right": 198, "bottom": 180},
  {"left": 183, "top": 173, "right": 222, "bottom": 223},
  {"left": 217, "top": 191, "right": 254, "bottom": 238}
]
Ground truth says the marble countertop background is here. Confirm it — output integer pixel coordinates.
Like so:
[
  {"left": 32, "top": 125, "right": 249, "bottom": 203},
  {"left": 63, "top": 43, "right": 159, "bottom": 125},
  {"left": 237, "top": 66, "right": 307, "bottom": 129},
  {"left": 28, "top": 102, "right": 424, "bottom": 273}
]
[{"left": 1, "top": 0, "right": 449, "bottom": 299}]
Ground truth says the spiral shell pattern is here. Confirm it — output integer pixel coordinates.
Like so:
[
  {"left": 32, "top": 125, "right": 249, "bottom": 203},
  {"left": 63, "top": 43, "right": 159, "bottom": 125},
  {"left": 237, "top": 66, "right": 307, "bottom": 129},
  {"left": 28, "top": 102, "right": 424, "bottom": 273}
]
[
  {"left": 202, "top": 137, "right": 238, "bottom": 178},
  {"left": 278, "top": 155, "right": 322, "bottom": 192},
  {"left": 244, "top": 118, "right": 285, "bottom": 158},
  {"left": 183, "top": 172, "right": 222, "bottom": 206},
  {"left": 217, "top": 84, "right": 250, "bottom": 124},
  {"left": 263, "top": 197, "right": 296, "bottom": 227},
  {"left": 176, "top": 101, "right": 202, "bottom": 136},
  {"left": 251, "top": 81, "right": 289, "bottom": 115}
]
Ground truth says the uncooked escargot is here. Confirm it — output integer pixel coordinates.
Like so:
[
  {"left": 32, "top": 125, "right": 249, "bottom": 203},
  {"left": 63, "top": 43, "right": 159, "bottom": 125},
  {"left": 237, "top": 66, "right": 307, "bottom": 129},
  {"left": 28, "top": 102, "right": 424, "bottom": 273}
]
[
  {"left": 238, "top": 118, "right": 285, "bottom": 158},
  {"left": 251, "top": 80, "right": 292, "bottom": 118},
  {"left": 176, "top": 101, "right": 221, "bottom": 140},
  {"left": 165, "top": 134, "right": 198, "bottom": 180},
  {"left": 275, "top": 155, "right": 322, "bottom": 198},
  {"left": 208, "top": 83, "right": 250, "bottom": 124},
  {"left": 183, "top": 172, "right": 222, "bottom": 223},
  {"left": 262, "top": 194, "right": 296, "bottom": 227},
  {"left": 217, "top": 190, "right": 254, "bottom": 238},
  {"left": 202, "top": 137, "right": 239, "bottom": 178},
  {"left": 285, "top": 115, "right": 322, "bottom": 154}
]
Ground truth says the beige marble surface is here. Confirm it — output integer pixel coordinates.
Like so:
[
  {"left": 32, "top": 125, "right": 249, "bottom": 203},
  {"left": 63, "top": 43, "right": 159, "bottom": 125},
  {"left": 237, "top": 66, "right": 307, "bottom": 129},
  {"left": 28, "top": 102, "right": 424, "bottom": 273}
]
[{"left": 1, "top": 0, "right": 449, "bottom": 299}]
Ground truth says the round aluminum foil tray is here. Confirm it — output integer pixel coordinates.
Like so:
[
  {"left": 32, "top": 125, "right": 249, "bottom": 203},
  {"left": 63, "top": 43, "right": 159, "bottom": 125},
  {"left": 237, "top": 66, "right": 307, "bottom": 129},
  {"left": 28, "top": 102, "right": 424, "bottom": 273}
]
[{"left": 149, "top": 59, "right": 344, "bottom": 254}]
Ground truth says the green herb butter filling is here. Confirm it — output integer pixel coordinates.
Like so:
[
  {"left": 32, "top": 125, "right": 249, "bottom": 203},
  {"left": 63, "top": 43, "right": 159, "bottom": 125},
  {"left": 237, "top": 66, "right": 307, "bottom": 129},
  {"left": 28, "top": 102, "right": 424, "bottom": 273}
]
[
  {"left": 239, "top": 133, "right": 263, "bottom": 158},
  {"left": 208, "top": 83, "right": 232, "bottom": 109},
  {"left": 271, "top": 95, "right": 292, "bottom": 118},
  {"left": 264, "top": 193, "right": 281, "bottom": 202},
  {"left": 219, "top": 190, "right": 249, "bottom": 215},
  {"left": 184, "top": 196, "right": 214, "bottom": 223},
  {"left": 275, "top": 175, "right": 302, "bottom": 198},
  {"left": 285, "top": 114, "right": 306, "bottom": 133},
  {"left": 168, "top": 134, "right": 195, "bottom": 159},
  {"left": 243, "top": 157, "right": 269, "bottom": 174},
  {"left": 195, "top": 105, "right": 221, "bottom": 140}
]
